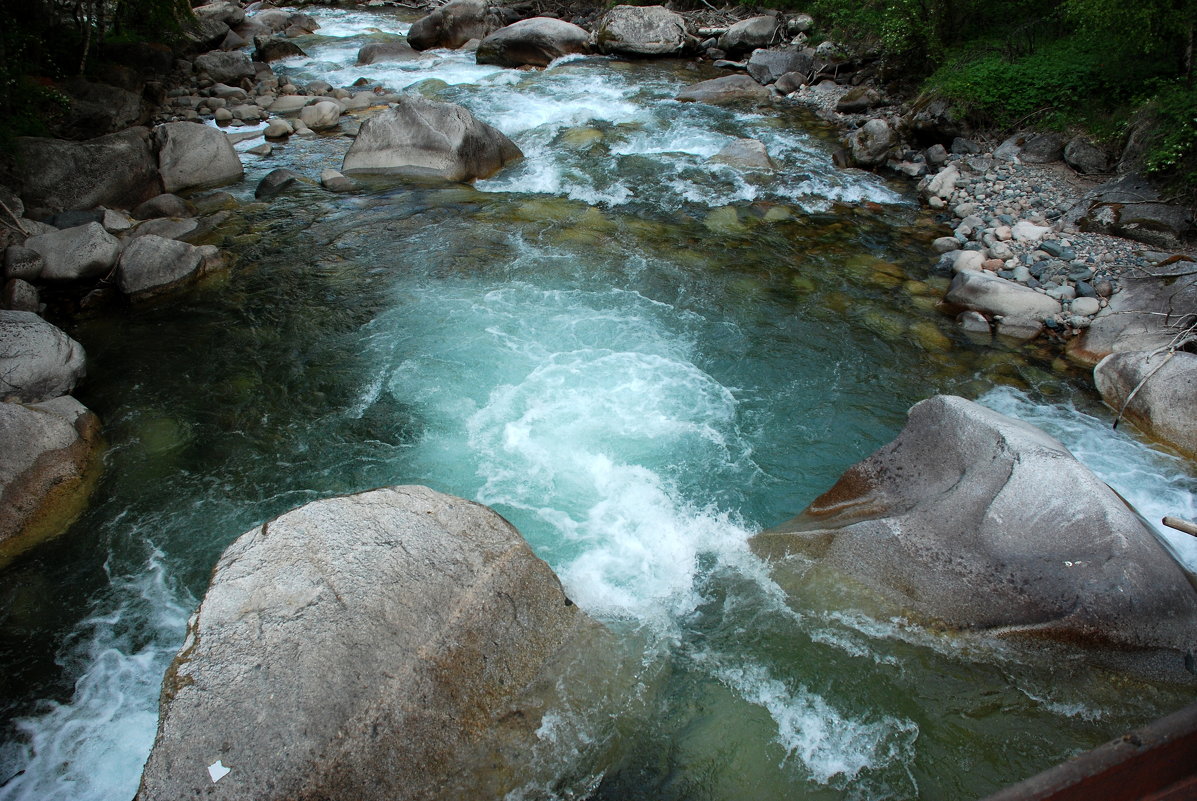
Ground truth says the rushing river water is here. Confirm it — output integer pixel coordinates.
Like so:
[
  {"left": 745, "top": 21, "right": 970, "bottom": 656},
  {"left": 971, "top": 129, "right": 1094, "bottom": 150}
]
[{"left": 2, "top": 8, "right": 1195, "bottom": 800}]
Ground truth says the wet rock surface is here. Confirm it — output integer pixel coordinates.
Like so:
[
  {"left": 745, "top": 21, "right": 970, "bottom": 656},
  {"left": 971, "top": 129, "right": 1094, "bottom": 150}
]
[
  {"left": 137, "top": 485, "right": 626, "bottom": 801},
  {"left": 754, "top": 395, "right": 1197, "bottom": 681}
]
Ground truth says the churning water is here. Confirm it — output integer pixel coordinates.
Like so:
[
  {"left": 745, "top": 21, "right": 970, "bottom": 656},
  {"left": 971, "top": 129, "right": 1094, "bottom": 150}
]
[{"left": 1, "top": 8, "right": 1194, "bottom": 800}]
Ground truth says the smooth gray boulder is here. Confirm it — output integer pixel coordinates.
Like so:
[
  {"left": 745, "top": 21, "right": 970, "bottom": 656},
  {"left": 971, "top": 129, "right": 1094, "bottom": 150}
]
[
  {"left": 594, "top": 5, "right": 690, "bottom": 56},
  {"left": 320, "top": 168, "right": 357, "bottom": 193},
  {"left": 268, "top": 95, "right": 322, "bottom": 114},
  {"left": 24, "top": 223, "right": 121, "bottom": 282},
  {"left": 342, "top": 96, "right": 522, "bottom": 182},
  {"left": 193, "top": 51, "right": 255, "bottom": 84},
  {"left": 676, "top": 74, "right": 770, "bottom": 105},
  {"left": 298, "top": 100, "right": 342, "bottom": 131},
  {"left": 1095, "top": 350, "right": 1197, "bottom": 458},
  {"left": 1064, "top": 135, "right": 1112, "bottom": 174},
  {"left": 718, "top": 15, "right": 779, "bottom": 55},
  {"left": 0, "top": 396, "right": 102, "bottom": 566},
  {"left": 2, "top": 279, "right": 39, "bottom": 313},
  {"left": 752, "top": 395, "right": 1197, "bottom": 679},
  {"left": 847, "top": 118, "right": 895, "bottom": 166},
  {"left": 748, "top": 47, "right": 816, "bottom": 85},
  {"left": 116, "top": 235, "right": 220, "bottom": 299},
  {"left": 710, "top": 138, "right": 775, "bottom": 170},
  {"left": 1081, "top": 201, "right": 1193, "bottom": 250},
  {"left": 1067, "top": 267, "right": 1197, "bottom": 366},
  {"left": 476, "top": 17, "right": 591, "bottom": 67},
  {"left": 137, "top": 485, "right": 626, "bottom": 801},
  {"left": 4, "top": 246, "right": 43, "bottom": 282},
  {"left": 407, "top": 0, "right": 498, "bottom": 51},
  {"left": 155, "top": 122, "right": 244, "bottom": 194},
  {"left": 253, "top": 35, "right": 306, "bottom": 62},
  {"left": 0, "top": 311, "right": 86, "bottom": 403},
  {"left": 944, "top": 269, "right": 1062, "bottom": 319},
  {"left": 12, "top": 129, "right": 161, "bottom": 212},
  {"left": 255, "top": 168, "right": 304, "bottom": 199},
  {"left": 132, "top": 193, "right": 191, "bottom": 220},
  {"left": 128, "top": 217, "right": 201, "bottom": 242},
  {"left": 193, "top": 1, "right": 245, "bottom": 27},
  {"left": 356, "top": 39, "right": 423, "bottom": 65}
]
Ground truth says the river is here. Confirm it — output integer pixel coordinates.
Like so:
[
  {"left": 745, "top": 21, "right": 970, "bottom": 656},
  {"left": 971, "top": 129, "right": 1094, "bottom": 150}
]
[{"left": 1, "top": 8, "right": 1194, "bottom": 800}]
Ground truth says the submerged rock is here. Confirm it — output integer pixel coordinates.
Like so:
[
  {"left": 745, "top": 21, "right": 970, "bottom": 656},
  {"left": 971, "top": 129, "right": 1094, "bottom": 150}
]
[
  {"left": 137, "top": 486, "right": 626, "bottom": 801},
  {"left": 342, "top": 96, "right": 522, "bottom": 182},
  {"left": 476, "top": 17, "right": 591, "bottom": 68},
  {"left": 0, "top": 396, "right": 103, "bottom": 566},
  {"left": 0, "top": 311, "right": 87, "bottom": 403},
  {"left": 753, "top": 395, "right": 1197, "bottom": 679}
]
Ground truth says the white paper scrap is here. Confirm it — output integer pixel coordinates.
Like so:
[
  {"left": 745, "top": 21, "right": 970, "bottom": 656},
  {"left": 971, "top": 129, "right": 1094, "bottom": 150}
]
[{"left": 208, "top": 760, "right": 231, "bottom": 783}]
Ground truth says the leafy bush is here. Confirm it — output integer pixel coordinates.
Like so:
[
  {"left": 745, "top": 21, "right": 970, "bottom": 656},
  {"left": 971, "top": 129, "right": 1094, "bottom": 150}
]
[
  {"left": 1143, "top": 83, "right": 1197, "bottom": 187},
  {"left": 928, "top": 36, "right": 1155, "bottom": 129}
]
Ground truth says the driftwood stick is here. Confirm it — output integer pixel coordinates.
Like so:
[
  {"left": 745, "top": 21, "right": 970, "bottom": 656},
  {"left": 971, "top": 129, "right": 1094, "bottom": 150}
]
[
  {"left": 0, "top": 200, "right": 27, "bottom": 236},
  {"left": 1163, "top": 516, "right": 1197, "bottom": 537}
]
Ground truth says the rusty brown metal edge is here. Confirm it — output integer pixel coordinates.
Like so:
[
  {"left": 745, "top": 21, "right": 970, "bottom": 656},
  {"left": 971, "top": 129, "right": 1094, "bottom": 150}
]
[{"left": 980, "top": 701, "right": 1197, "bottom": 801}]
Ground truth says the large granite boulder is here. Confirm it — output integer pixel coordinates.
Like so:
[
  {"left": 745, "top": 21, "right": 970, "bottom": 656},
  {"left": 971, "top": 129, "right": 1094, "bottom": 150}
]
[
  {"left": 1095, "top": 350, "right": 1197, "bottom": 459},
  {"left": 0, "top": 311, "right": 86, "bottom": 403},
  {"left": 1067, "top": 267, "right": 1197, "bottom": 366},
  {"left": 407, "top": 0, "right": 499, "bottom": 51},
  {"left": 23, "top": 223, "right": 121, "bottom": 282},
  {"left": 746, "top": 47, "right": 817, "bottom": 85},
  {"left": 253, "top": 35, "right": 306, "bottom": 62},
  {"left": 155, "top": 122, "right": 244, "bottom": 194},
  {"left": 846, "top": 117, "right": 895, "bottom": 167},
  {"left": 476, "top": 18, "right": 591, "bottom": 67},
  {"left": 943, "top": 269, "right": 1062, "bottom": 319},
  {"left": 676, "top": 75, "right": 770, "bottom": 105},
  {"left": 753, "top": 396, "right": 1197, "bottom": 679},
  {"left": 0, "top": 396, "right": 103, "bottom": 566},
  {"left": 718, "top": 15, "right": 780, "bottom": 55},
  {"left": 356, "top": 39, "right": 424, "bottom": 65},
  {"left": 136, "top": 486, "right": 626, "bottom": 801},
  {"left": 1066, "top": 173, "right": 1193, "bottom": 249},
  {"left": 342, "top": 96, "right": 522, "bottom": 182},
  {"left": 116, "top": 235, "right": 223, "bottom": 299},
  {"left": 57, "top": 77, "right": 148, "bottom": 139},
  {"left": 12, "top": 129, "right": 161, "bottom": 212},
  {"left": 594, "top": 5, "right": 690, "bottom": 57},
  {"left": 193, "top": 51, "right": 255, "bottom": 84}
]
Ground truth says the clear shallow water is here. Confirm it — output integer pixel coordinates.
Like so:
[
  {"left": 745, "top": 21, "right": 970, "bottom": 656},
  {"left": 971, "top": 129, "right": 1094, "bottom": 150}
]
[{"left": 1, "top": 8, "right": 1195, "bottom": 800}]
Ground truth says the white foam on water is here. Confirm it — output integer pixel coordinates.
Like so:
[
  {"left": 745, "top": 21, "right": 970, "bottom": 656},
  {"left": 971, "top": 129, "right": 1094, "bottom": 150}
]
[
  {"left": 296, "top": 7, "right": 412, "bottom": 38},
  {"left": 705, "top": 659, "right": 918, "bottom": 786},
  {"left": 0, "top": 552, "right": 190, "bottom": 801},
  {"left": 979, "top": 386, "right": 1197, "bottom": 570}
]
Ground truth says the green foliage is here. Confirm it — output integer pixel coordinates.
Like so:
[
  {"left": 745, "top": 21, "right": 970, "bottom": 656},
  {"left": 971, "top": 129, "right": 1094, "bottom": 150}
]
[
  {"left": 1144, "top": 83, "right": 1197, "bottom": 182},
  {"left": 928, "top": 36, "right": 1141, "bottom": 129}
]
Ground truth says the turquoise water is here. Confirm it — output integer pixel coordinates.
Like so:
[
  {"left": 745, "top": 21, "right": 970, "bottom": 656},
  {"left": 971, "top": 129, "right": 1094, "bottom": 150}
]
[{"left": 0, "top": 9, "right": 1194, "bottom": 800}]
